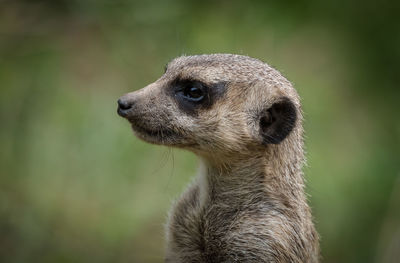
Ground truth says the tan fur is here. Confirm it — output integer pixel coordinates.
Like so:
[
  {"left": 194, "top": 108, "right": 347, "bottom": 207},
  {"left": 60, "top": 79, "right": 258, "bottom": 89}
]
[{"left": 118, "top": 54, "right": 320, "bottom": 262}]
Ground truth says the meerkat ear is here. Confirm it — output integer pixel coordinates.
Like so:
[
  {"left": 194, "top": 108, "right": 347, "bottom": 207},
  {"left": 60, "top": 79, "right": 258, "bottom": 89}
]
[{"left": 259, "top": 97, "right": 297, "bottom": 144}]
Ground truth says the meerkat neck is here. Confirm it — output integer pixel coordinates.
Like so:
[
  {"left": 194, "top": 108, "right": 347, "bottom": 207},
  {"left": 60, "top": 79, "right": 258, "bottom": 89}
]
[{"left": 197, "top": 151, "right": 306, "bottom": 209}]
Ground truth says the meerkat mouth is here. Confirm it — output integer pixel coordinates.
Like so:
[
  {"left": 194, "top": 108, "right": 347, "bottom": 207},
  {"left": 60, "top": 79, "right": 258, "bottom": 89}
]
[{"left": 129, "top": 121, "right": 177, "bottom": 143}]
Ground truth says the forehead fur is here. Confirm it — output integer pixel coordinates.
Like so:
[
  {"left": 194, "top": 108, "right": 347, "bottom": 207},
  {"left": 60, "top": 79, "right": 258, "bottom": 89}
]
[
  {"left": 167, "top": 54, "right": 284, "bottom": 84},
  {"left": 165, "top": 54, "right": 299, "bottom": 105}
]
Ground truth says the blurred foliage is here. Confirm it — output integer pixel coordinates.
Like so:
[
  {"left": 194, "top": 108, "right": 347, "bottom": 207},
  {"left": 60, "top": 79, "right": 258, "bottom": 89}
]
[{"left": 0, "top": 0, "right": 399, "bottom": 262}]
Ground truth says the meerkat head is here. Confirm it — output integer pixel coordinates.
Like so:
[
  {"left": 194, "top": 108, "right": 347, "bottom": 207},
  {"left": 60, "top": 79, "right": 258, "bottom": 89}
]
[{"left": 118, "top": 54, "right": 301, "bottom": 162}]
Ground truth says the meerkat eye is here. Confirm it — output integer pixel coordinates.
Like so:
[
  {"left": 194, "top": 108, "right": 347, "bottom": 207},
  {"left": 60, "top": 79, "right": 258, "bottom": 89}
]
[
  {"left": 183, "top": 85, "right": 204, "bottom": 101},
  {"left": 177, "top": 81, "right": 206, "bottom": 102},
  {"left": 173, "top": 79, "right": 225, "bottom": 115}
]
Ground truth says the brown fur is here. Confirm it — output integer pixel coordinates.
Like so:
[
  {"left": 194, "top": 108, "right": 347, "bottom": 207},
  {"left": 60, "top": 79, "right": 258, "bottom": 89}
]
[{"left": 118, "top": 54, "right": 320, "bottom": 262}]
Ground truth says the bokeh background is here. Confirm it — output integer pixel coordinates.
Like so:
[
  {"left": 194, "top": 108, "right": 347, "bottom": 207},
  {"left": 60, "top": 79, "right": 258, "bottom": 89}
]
[{"left": 1, "top": 0, "right": 399, "bottom": 262}]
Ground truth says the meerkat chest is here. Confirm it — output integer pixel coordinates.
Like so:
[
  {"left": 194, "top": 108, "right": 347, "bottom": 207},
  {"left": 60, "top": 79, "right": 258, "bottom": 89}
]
[
  {"left": 165, "top": 183, "right": 280, "bottom": 262},
  {"left": 165, "top": 184, "right": 231, "bottom": 262}
]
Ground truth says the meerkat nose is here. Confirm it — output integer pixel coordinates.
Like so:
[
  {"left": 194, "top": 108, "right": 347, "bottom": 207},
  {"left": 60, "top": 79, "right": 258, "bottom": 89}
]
[
  {"left": 117, "top": 98, "right": 133, "bottom": 117},
  {"left": 118, "top": 98, "right": 132, "bottom": 110}
]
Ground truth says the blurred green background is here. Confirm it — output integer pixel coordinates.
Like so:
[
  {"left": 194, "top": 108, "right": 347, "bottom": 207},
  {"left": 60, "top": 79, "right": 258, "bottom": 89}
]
[{"left": 0, "top": 0, "right": 399, "bottom": 262}]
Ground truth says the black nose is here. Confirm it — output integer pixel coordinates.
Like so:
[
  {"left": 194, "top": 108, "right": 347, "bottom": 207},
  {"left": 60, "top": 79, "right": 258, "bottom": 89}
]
[
  {"left": 118, "top": 99, "right": 132, "bottom": 110},
  {"left": 117, "top": 98, "right": 133, "bottom": 117}
]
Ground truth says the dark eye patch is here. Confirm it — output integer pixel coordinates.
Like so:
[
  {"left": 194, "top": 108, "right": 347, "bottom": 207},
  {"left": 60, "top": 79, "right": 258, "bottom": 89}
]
[{"left": 171, "top": 79, "right": 226, "bottom": 116}]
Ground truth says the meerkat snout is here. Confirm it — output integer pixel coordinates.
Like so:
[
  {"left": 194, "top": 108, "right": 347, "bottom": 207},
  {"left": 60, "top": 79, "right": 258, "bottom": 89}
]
[{"left": 117, "top": 54, "right": 319, "bottom": 262}]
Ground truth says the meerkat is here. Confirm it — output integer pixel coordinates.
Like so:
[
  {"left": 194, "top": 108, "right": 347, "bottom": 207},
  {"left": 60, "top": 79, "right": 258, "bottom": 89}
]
[{"left": 117, "top": 54, "right": 319, "bottom": 262}]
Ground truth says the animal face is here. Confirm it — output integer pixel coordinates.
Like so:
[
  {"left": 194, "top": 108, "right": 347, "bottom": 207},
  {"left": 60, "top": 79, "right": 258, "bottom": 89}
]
[{"left": 118, "top": 54, "right": 299, "bottom": 157}]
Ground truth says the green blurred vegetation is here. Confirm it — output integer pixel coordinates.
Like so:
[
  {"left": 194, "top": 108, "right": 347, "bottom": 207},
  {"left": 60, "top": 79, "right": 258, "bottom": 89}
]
[{"left": 0, "top": 0, "right": 399, "bottom": 262}]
